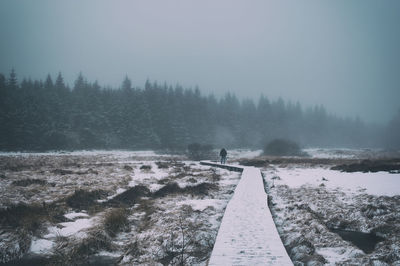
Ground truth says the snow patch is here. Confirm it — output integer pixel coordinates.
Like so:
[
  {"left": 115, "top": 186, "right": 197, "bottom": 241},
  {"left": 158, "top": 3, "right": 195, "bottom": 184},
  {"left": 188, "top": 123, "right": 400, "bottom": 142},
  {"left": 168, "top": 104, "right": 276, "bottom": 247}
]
[
  {"left": 64, "top": 212, "right": 89, "bottom": 220},
  {"left": 269, "top": 167, "right": 400, "bottom": 196},
  {"left": 227, "top": 149, "right": 262, "bottom": 159},
  {"left": 317, "top": 247, "right": 363, "bottom": 264},
  {"left": 46, "top": 217, "right": 97, "bottom": 238},
  {"left": 30, "top": 238, "right": 54, "bottom": 254},
  {"left": 177, "top": 199, "right": 225, "bottom": 211}
]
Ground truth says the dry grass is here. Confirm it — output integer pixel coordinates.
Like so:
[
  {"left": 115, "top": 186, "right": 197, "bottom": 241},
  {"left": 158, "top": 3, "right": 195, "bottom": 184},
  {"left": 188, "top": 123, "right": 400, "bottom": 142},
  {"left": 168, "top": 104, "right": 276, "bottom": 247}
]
[
  {"left": 208, "top": 168, "right": 221, "bottom": 182},
  {"left": 153, "top": 182, "right": 218, "bottom": 198},
  {"left": 140, "top": 165, "right": 152, "bottom": 171},
  {"left": 155, "top": 161, "right": 170, "bottom": 169},
  {"left": 123, "top": 164, "right": 133, "bottom": 171},
  {"left": 0, "top": 154, "right": 236, "bottom": 265},
  {"left": 156, "top": 207, "right": 217, "bottom": 265},
  {"left": 134, "top": 199, "right": 159, "bottom": 233},
  {"left": 12, "top": 178, "right": 47, "bottom": 186},
  {"left": 65, "top": 189, "right": 108, "bottom": 210},
  {"left": 103, "top": 208, "right": 129, "bottom": 237},
  {"left": 0, "top": 202, "right": 69, "bottom": 263},
  {"left": 50, "top": 228, "right": 115, "bottom": 266},
  {"left": 107, "top": 185, "right": 150, "bottom": 206},
  {"left": 268, "top": 183, "right": 400, "bottom": 265},
  {"left": 0, "top": 202, "right": 66, "bottom": 234}
]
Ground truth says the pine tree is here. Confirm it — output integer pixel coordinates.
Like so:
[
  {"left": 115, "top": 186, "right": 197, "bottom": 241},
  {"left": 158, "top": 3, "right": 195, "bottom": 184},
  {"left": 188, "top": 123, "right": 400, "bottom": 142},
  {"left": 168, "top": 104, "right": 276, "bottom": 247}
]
[
  {"left": 0, "top": 73, "right": 8, "bottom": 148},
  {"left": 0, "top": 73, "right": 6, "bottom": 91},
  {"left": 74, "top": 72, "right": 86, "bottom": 92},
  {"left": 7, "top": 68, "right": 18, "bottom": 89},
  {"left": 55, "top": 72, "right": 66, "bottom": 90},
  {"left": 121, "top": 76, "right": 132, "bottom": 92},
  {"left": 45, "top": 74, "right": 54, "bottom": 89},
  {"left": 0, "top": 71, "right": 384, "bottom": 150}
]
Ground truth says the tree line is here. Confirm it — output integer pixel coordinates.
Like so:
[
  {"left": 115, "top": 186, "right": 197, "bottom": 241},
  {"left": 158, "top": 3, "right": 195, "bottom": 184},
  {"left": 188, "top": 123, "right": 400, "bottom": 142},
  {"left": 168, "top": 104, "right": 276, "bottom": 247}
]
[{"left": 0, "top": 70, "right": 397, "bottom": 151}]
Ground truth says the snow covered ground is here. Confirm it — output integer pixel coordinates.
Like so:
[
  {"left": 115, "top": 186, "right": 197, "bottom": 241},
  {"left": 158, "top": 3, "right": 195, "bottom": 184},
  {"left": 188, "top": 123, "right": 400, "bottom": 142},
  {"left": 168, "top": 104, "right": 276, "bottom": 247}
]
[
  {"left": 1, "top": 148, "right": 399, "bottom": 265},
  {"left": 304, "top": 147, "right": 400, "bottom": 160},
  {"left": 269, "top": 167, "right": 400, "bottom": 196},
  {"left": 304, "top": 148, "right": 371, "bottom": 159},
  {"left": 0, "top": 151, "right": 241, "bottom": 264},
  {"left": 263, "top": 162, "right": 400, "bottom": 265},
  {"left": 225, "top": 149, "right": 262, "bottom": 160}
]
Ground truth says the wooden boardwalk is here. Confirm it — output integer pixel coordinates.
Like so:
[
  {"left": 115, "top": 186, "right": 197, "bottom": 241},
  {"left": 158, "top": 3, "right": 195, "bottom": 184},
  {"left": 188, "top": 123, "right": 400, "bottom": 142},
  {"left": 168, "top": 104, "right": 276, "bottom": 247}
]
[
  {"left": 200, "top": 161, "right": 243, "bottom": 172},
  {"left": 201, "top": 161, "right": 292, "bottom": 265}
]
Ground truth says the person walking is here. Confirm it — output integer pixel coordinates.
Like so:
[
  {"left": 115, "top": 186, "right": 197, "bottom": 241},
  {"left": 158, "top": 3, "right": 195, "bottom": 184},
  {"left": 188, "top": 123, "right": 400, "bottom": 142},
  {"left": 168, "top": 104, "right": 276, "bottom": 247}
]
[{"left": 220, "top": 148, "right": 227, "bottom": 164}]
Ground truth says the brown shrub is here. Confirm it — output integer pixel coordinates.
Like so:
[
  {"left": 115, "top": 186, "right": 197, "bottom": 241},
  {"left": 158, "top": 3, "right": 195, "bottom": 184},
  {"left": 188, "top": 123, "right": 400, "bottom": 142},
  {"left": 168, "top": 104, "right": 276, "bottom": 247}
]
[
  {"left": 153, "top": 182, "right": 181, "bottom": 197},
  {"left": 183, "top": 183, "right": 218, "bottom": 196},
  {"left": 66, "top": 189, "right": 108, "bottom": 209},
  {"left": 50, "top": 229, "right": 114, "bottom": 265},
  {"left": 12, "top": 178, "right": 47, "bottom": 187},
  {"left": 153, "top": 182, "right": 218, "bottom": 198},
  {"left": 103, "top": 208, "right": 129, "bottom": 237},
  {"left": 0, "top": 202, "right": 66, "bottom": 235},
  {"left": 123, "top": 165, "right": 133, "bottom": 171},
  {"left": 155, "top": 161, "right": 169, "bottom": 169},
  {"left": 140, "top": 165, "right": 152, "bottom": 170},
  {"left": 108, "top": 185, "right": 150, "bottom": 206}
]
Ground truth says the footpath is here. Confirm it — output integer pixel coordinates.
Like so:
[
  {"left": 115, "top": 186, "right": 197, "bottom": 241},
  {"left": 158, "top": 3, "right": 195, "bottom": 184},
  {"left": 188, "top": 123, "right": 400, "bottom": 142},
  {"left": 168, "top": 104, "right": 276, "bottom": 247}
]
[{"left": 201, "top": 161, "right": 292, "bottom": 265}]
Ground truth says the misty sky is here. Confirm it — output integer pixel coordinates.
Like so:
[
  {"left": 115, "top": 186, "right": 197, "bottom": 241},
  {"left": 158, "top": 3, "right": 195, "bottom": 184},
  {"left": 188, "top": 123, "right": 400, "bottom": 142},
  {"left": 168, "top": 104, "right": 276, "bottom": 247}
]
[{"left": 1, "top": 0, "right": 399, "bottom": 124}]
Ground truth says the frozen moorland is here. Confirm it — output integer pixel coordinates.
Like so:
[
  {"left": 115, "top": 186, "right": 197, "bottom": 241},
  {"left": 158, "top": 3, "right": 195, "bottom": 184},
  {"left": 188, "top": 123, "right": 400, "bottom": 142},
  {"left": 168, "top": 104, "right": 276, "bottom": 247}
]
[
  {"left": 261, "top": 149, "right": 400, "bottom": 265},
  {"left": 0, "top": 148, "right": 399, "bottom": 265},
  {"left": 0, "top": 151, "right": 241, "bottom": 265}
]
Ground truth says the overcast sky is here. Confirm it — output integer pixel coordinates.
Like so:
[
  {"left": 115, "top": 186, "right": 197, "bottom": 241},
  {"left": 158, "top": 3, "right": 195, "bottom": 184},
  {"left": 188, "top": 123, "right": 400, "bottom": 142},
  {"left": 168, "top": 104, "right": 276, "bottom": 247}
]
[{"left": 1, "top": 0, "right": 399, "bottom": 124}]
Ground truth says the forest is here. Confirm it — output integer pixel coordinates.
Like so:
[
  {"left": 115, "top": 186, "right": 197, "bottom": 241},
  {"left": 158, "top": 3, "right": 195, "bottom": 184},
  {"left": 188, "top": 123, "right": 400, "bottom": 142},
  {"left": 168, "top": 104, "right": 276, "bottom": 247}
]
[{"left": 0, "top": 70, "right": 398, "bottom": 151}]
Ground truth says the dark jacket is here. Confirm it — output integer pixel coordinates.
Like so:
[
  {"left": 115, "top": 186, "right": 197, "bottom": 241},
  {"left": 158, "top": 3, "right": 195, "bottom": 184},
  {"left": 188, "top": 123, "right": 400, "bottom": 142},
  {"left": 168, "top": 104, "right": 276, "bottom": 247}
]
[{"left": 220, "top": 148, "right": 227, "bottom": 157}]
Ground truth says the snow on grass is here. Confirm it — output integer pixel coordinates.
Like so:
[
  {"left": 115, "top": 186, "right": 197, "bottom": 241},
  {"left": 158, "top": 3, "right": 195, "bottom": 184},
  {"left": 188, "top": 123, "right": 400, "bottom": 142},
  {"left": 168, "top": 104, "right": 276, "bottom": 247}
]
[
  {"left": 30, "top": 238, "right": 54, "bottom": 254},
  {"left": 0, "top": 149, "right": 262, "bottom": 159},
  {"left": 148, "top": 183, "right": 164, "bottom": 193},
  {"left": 177, "top": 199, "right": 226, "bottom": 212},
  {"left": 226, "top": 149, "right": 262, "bottom": 160},
  {"left": 316, "top": 246, "right": 364, "bottom": 265},
  {"left": 111, "top": 164, "right": 241, "bottom": 265},
  {"left": 128, "top": 161, "right": 170, "bottom": 187},
  {"left": 46, "top": 217, "right": 98, "bottom": 238},
  {"left": 0, "top": 151, "right": 242, "bottom": 264},
  {"left": 64, "top": 212, "right": 89, "bottom": 220},
  {"left": 0, "top": 150, "right": 165, "bottom": 157},
  {"left": 264, "top": 164, "right": 400, "bottom": 265},
  {"left": 304, "top": 148, "right": 365, "bottom": 159},
  {"left": 304, "top": 148, "right": 400, "bottom": 159},
  {"left": 97, "top": 250, "right": 122, "bottom": 258},
  {"left": 267, "top": 167, "right": 400, "bottom": 196}
]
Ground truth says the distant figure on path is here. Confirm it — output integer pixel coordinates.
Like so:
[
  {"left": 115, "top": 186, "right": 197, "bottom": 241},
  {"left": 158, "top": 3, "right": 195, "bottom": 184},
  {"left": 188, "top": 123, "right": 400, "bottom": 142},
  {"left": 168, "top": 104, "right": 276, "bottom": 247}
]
[{"left": 220, "top": 148, "right": 227, "bottom": 164}]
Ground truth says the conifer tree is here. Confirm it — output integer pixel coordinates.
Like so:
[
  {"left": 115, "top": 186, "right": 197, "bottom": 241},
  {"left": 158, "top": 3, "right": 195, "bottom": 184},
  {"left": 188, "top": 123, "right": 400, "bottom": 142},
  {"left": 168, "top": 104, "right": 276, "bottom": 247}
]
[{"left": 7, "top": 68, "right": 18, "bottom": 89}]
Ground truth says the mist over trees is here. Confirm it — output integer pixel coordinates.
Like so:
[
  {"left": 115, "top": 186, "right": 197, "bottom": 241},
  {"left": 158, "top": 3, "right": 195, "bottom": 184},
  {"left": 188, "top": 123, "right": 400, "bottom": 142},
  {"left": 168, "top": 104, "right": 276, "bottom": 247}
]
[
  {"left": 384, "top": 110, "right": 400, "bottom": 150},
  {"left": 0, "top": 70, "right": 395, "bottom": 152}
]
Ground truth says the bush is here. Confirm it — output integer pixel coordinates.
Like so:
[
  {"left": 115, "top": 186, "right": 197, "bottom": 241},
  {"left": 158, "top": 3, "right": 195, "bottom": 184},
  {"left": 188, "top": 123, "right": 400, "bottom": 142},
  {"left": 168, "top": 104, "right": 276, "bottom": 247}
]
[
  {"left": 108, "top": 185, "right": 150, "bottom": 206},
  {"left": 140, "top": 165, "right": 152, "bottom": 171},
  {"left": 187, "top": 143, "right": 213, "bottom": 160},
  {"left": 263, "top": 139, "right": 307, "bottom": 156},
  {"left": 0, "top": 203, "right": 43, "bottom": 228},
  {"left": 0, "top": 202, "right": 66, "bottom": 235},
  {"left": 66, "top": 189, "right": 108, "bottom": 209},
  {"left": 12, "top": 178, "right": 46, "bottom": 186},
  {"left": 103, "top": 208, "right": 129, "bottom": 237},
  {"left": 153, "top": 182, "right": 182, "bottom": 198},
  {"left": 153, "top": 182, "right": 218, "bottom": 198},
  {"left": 50, "top": 229, "right": 114, "bottom": 265}
]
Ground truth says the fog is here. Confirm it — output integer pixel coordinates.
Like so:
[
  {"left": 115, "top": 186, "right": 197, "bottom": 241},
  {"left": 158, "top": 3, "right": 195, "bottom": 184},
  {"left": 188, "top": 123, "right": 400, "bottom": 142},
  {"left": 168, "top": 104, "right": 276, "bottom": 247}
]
[{"left": 1, "top": 0, "right": 399, "bottom": 123}]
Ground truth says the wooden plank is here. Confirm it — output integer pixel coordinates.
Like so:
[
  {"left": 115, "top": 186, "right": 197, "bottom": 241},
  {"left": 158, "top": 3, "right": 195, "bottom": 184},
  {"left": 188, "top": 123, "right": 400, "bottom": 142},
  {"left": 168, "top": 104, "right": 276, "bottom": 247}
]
[
  {"left": 200, "top": 161, "right": 243, "bottom": 172},
  {"left": 202, "top": 162, "right": 293, "bottom": 265}
]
